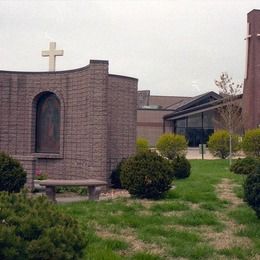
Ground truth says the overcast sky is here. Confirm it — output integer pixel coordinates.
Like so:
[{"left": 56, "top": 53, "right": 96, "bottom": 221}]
[{"left": 1, "top": 0, "right": 260, "bottom": 96}]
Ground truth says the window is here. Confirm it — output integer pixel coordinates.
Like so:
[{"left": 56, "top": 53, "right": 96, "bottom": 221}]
[{"left": 35, "top": 92, "right": 60, "bottom": 153}]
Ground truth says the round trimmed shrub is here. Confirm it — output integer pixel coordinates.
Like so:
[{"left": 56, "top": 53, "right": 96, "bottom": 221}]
[
  {"left": 120, "top": 151, "right": 173, "bottom": 199},
  {"left": 0, "top": 192, "right": 87, "bottom": 259},
  {"left": 207, "top": 130, "right": 240, "bottom": 159},
  {"left": 171, "top": 156, "right": 191, "bottom": 179},
  {"left": 0, "top": 152, "right": 27, "bottom": 192},
  {"left": 110, "top": 159, "right": 126, "bottom": 189},
  {"left": 136, "top": 138, "right": 149, "bottom": 153},
  {"left": 242, "top": 128, "right": 260, "bottom": 157},
  {"left": 244, "top": 168, "right": 260, "bottom": 218},
  {"left": 156, "top": 133, "right": 187, "bottom": 159},
  {"left": 230, "top": 157, "right": 259, "bottom": 175}
]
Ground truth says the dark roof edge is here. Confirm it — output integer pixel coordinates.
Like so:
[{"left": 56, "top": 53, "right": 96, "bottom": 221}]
[{"left": 164, "top": 94, "right": 242, "bottom": 120}]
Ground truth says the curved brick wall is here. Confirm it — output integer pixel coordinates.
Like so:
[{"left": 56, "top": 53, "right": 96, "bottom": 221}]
[{"left": 0, "top": 60, "right": 138, "bottom": 189}]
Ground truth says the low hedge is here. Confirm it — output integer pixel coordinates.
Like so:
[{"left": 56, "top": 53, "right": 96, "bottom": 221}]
[{"left": 0, "top": 192, "right": 87, "bottom": 259}]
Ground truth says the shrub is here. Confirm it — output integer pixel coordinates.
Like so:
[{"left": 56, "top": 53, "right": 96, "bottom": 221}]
[
  {"left": 230, "top": 157, "right": 259, "bottom": 175},
  {"left": 120, "top": 151, "right": 173, "bottom": 199},
  {"left": 0, "top": 152, "right": 27, "bottom": 192},
  {"left": 110, "top": 159, "right": 126, "bottom": 189},
  {"left": 156, "top": 133, "right": 187, "bottom": 159},
  {"left": 242, "top": 128, "right": 260, "bottom": 157},
  {"left": 0, "top": 192, "right": 87, "bottom": 259},
  {"left": 171, "top": 156, "right": 191, "bottom": 179},
  {"left": 244, "top": 167, "right": 260, "bottom": 218},
  {"left": 136, "top": 138, "right": 149, "bottom": 153},
  {"left": 207, "top": 130, "right": 240, "bottom": 159}
]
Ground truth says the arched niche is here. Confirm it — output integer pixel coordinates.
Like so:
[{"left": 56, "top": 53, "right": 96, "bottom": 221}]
[{"left": 35, "top": 92, "right": 61, "bottom": 153}]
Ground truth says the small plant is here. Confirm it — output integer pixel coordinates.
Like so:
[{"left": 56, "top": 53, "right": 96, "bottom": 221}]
[
  {"left": 35, "top": 169, "right": 48, "bottom": 180},
  {"left": 136, "top": 138, "right": 149, "bottom": 153},
  {"left": 230, "top": 157, "right": 259, "bottom": 175},
  {"left": 207, "top": 130, "right": 240, "bottom": 159},
  {"left": 120, "top": 151, "right": 173, "bottom": 199},
  {"left": 171, "top": 156, "right": 191, "bottom": 179},
  {"left": 242, "top": 128, "right": 260, "bottom": 157},
  {"left": 0, "top": 192, "right": 87, "bottom": 259},
  {"left": 244, "top": 166, "right": 260, "bottom": 218},
  {"left": 0, "top": 152, "right": 27, "bottom": 192},
  {"left": 156, "top": 133, "right": 187, "bottom": 159},
  {"left": 110, "top": 159, "right": 126, "bottom": 189}
]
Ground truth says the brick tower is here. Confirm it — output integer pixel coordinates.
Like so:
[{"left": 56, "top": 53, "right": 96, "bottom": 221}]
[{"left": 243, "top": 9, "right": 260, "bottom": 129}]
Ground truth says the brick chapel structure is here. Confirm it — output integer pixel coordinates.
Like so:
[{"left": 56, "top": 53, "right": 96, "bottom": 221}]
[
  {"left": 0, "top": 60, "right": 138, "bottom": 189},
  {"left": 243, "top": 9, "right": 260, "bottom": 129}
]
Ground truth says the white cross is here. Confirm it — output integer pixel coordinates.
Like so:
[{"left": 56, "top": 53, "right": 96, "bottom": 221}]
[
  {"left": 41, "top": 42, "right": 64, "bottom": 71},
  {"left": 244, "top": 23, "right": 251, "bottom": 79}
]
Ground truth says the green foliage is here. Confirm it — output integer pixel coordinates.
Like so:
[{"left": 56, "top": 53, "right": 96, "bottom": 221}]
[
  {"left": 0, "top": 152, "right": 27, "bottom": 192},
  {"left": 156, "top": 133, "right": 187, "bottom": 159},
  {"left": 171, "top": 156, "right": 191, "bottom": 179},
  {"left": 110, "top": 159, "right": 126, "bottom": 189},
  {"left": 207, "top": 130, "right": 240, "bottom": 159},
  {"left": 0, "top": 192, "right": 87, "bottom": 259},
  {"left": 56, "top": 186, "right": 88, "bottom": 195},
  {"left": 136, "top": 138, "right": 149, "bottom": 153},
  {"left": 242, "top": 128, "right": 260, "bottom": 157},
  {"left": 244, "top": 167, "right": 260, "bottom": 218},
  {"left": 120, "top": 151, "right": 173, "bottom": 199},
  {"left": 230, "top": 157, "right": 259, "bottom": 175}
]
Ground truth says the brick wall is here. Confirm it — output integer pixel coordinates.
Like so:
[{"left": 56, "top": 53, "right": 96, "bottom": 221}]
[
  {"left": 0, "top": 60, "right": 137, "bottom": 188},
  {"left": 108, "top": 75, "right": 138, "bottom": 171}
]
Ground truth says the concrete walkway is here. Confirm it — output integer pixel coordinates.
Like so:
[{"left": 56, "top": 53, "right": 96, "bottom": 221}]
[{"left": 186, "top": 148, "right": 244, "bottom": 160}]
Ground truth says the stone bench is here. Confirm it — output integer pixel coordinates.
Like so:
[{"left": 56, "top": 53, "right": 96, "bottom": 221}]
[{"left": 38, "top": 179, "right": 107, "bottom": 202}]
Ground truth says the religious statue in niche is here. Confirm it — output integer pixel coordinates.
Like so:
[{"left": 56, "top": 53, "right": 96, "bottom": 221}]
[{"left": 36, "top": 92, "right": 60, "bottom": 153}]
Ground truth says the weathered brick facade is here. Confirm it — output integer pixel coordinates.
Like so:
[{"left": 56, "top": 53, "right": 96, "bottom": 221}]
[
  {"left": 243, "top": 9, "right": 260, "bottom": 129},
  {"left": 0, "top": 60, "right": 137, "bottom": 189}
]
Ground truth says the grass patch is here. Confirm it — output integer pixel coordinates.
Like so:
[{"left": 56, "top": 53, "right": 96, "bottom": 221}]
[
  {"left": 59, "top": 160, "right": 260, "bottom": 259},
  {"left": 175, "top": 209, "right": 221, "bottom": 226}
]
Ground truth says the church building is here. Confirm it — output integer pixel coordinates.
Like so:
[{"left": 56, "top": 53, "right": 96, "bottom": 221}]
[{"left": 138, "top": 9, "right": 260, "bottom": 147}]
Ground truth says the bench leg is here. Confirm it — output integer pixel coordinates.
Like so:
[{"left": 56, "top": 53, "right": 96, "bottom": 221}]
[
  {"left": 45, "top": 186, "right": 56, "bottom": 202},
  {"left": 88, "top": 186, "right": 102, "bottom": 201}
]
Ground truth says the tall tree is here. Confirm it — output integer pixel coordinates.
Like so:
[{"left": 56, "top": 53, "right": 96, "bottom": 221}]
[{"left": 214, "top": 72, "right": 243, "bottom": 166}]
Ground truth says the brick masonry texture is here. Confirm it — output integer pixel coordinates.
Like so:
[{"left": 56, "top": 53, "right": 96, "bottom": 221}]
[
  {"left": 243, "top": 10, "right": 260, "bottom": 129},
  {"left": 0, "top": 60, "right": 138, "bottom": 189}
]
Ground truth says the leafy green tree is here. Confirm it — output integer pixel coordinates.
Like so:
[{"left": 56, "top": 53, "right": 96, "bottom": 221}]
[
  {"left": 136, "top": 138, "right": 149, "bottom": 153},
  {"left": 207, "top": 130, "right": 240, "bottom": 159},
  {"left": 156, "top": 133, "right": 187, "bottom": 159},
  {"left": 242, "top": 129, "right": 260, "bottom": 157}
]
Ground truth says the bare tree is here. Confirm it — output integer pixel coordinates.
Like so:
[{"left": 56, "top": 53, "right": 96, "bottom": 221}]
[{"left": 214, "top": 72, "right": 243, "bottom": 166}]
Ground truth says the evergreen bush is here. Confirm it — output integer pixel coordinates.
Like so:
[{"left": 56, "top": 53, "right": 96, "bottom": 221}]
[
  {"left": 120, "top": 151, "right": 173, "bottom": 199},
  {"left": 207, "top": 130, "right": 240, "bottom": 159},
  {"left": 0, "top": 192, "right": 87, "bottom": 259},
  {"left": 171, "top": 156, "right": 191, "bottom": 179},
  {"left": 110, "top": 159, "right": 126, "bottom": 189},
  {"left": 0, "top": 152, "right": 27, "bottom": 192},
  {"left": 156, "top": 133, "right": 187, "bottom": 159},
  {"left": 244, "top": 167, "right": 260, "bottom": 218},
  {"left": 230, "top": 157, "right": 259, "bottom": 175},
  {"left": 136, "top": 138, "right": 149, "bottom": 153},
  {"left": 242, "top": 128, "right": 260, "bottom": 157}
]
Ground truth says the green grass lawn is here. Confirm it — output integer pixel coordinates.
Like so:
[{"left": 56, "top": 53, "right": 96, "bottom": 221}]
[{"left": 59, "top": 160, "right": 260, "bottom": 260}]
